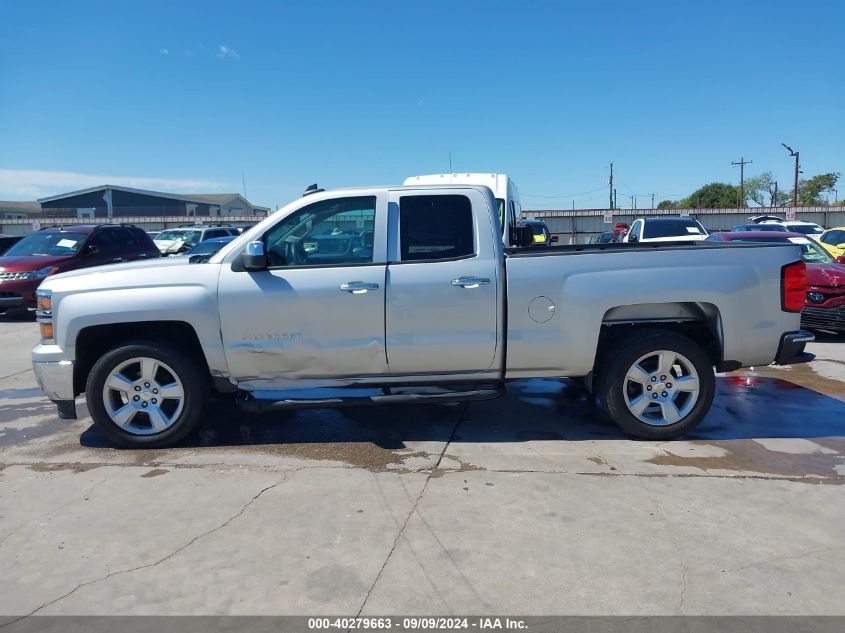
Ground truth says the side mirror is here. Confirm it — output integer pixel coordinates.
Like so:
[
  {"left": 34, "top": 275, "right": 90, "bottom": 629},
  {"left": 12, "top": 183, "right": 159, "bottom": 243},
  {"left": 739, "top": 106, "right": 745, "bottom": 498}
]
[
  {"left": 242, "top": 241, "right": 267, "bottom": 271},
  {"left": 628, "top": 234, "right": 639, "bottom": 243},
  {"left": 189, "top": 254, "right": 211, "bottom": 264},
  {"left": 509, "top": 225, "right": 534, "bottom": 248},
  {"left": 837, "top": 255, "right": 845, "bottom": 264},
  {"left": 550, "top": 235, "right": 559, "bottom": 243},
  {"left": 836, "top": 243, "right": 845, "bottom": 249},
  {"left": 86, "top": 244, "right": 100, "bottom": 257}
]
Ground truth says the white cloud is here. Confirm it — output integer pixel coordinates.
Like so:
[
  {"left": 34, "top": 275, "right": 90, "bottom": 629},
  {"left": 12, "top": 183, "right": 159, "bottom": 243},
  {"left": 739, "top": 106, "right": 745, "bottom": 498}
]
[
  {"left": 159, "top": 48, "right": 170, "bottom": 55},
  {"left": 217, "top": 45, "right": 240, "bottom": 60},
  {"left": 0, "top": 169, "right": 226, "bottom": 200}
]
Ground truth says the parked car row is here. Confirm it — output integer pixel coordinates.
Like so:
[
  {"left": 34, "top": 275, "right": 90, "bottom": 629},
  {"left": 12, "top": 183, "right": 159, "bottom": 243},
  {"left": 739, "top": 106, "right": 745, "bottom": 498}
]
[
  {"left": 0, "top": 223, "right": 254, "bottom": 315},
  {"left": 0, "top": 224, "right": 159, "bottom": 314},
  {"left": 705, "top": 231, "right": 845, "bottom": 334}
]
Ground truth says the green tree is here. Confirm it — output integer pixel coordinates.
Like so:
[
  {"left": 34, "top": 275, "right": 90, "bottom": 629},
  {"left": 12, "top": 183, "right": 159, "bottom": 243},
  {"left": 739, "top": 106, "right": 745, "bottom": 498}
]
[
  {"left": 744, "top": 171, "right": 789, "bottom": 207},
  {"left": 657, "top": 199, "right": 681, "bottom": 209},
  {"left": 795, "top": 172, "right": 840, "bottom": 206},
  {"left": 684, "top": 182, "right": 743, "bottom": 208}
]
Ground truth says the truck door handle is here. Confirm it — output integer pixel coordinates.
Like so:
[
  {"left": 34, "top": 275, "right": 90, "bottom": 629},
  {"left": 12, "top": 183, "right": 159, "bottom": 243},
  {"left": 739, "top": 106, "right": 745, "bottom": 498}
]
[
  {"left": 112, "top": 257, "right": 123, "bottom": 262},
  {"left": 451, "top": 277, "right": 491, "bottom": 288},
  {"left": 339, "top": 281, "right": 380, "bottom": 294}
]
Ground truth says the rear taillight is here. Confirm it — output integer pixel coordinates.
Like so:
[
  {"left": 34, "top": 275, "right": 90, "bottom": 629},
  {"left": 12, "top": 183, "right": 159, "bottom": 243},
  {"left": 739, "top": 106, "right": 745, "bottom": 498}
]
[{"left": 781, "top": 261, "right": 807, "bottom": 313}]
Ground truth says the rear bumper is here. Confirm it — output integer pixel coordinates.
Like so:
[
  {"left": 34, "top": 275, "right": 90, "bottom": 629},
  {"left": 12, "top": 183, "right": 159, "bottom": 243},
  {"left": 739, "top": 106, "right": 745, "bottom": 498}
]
[
  {"left": 801, "top": 306, "right": 845, "bottom": 332},
  {"left": 773, "top": 330, "right": 815, "bottom": 365}
]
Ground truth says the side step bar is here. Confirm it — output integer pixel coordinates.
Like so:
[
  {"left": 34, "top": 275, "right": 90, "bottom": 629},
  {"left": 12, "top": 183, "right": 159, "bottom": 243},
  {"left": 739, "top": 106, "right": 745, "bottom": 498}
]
[{"left": 236, "top": 384, "right": 506, "bottom": 413}]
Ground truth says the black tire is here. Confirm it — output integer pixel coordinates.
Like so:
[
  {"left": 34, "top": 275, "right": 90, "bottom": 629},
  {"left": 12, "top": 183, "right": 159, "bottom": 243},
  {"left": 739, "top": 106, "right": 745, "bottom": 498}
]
[
  {"left": 596, "top": 329, "right": 715, "bottom": 440},
  {"left": 85, "top": 341, "right": 207, "bottom": 448}
]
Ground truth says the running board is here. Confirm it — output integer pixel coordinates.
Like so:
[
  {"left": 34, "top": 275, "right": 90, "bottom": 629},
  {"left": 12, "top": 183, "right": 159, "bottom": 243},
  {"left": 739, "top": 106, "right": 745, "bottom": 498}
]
[{"left": 235, "top": 384, "right": 506, "bottom": 413}]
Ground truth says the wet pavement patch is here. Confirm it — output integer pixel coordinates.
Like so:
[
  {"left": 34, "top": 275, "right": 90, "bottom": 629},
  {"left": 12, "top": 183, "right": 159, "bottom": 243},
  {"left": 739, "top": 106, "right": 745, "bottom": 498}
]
[
  {"left": 646, "top": 439, "right": 845, "bottom": 482},
  {"left": 140, "top": 468, "right": 170, "bottom": 478}
]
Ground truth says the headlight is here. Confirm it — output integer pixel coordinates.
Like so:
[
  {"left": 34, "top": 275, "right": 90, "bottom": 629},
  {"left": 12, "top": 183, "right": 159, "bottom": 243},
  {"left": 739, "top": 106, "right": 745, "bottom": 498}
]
[
  {"left": 36, "top": 290, "right": 54, "bottom": 343},
  {"left": 33, "top": 266, "right": 59, "bottom": 279}
]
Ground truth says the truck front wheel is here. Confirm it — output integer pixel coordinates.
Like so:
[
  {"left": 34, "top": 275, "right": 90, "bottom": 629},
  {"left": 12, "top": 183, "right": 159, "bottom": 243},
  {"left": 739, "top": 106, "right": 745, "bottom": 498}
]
[
  {"left": 597, "top": 330, "right": 715, "bottom": 440},
  {"left": 85, "top": 342, "right": 206, "bottom": 448}
]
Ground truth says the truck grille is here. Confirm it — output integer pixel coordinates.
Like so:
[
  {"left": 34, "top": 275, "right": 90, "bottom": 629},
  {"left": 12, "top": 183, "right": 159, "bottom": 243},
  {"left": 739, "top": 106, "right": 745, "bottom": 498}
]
[
  {"left": 0, "top": 292, "right": 23, "bottom": 299},
  {"left": 0, "top": 271, "right": 34, "bottom": 281},
  {"left": 801, "top": 306, "right": 845, "bottom": 332}
]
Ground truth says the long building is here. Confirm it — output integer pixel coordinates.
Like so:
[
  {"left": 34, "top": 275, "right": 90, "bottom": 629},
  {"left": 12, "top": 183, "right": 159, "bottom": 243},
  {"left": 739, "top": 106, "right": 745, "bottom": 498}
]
[{"left": 0, "top": 185, "right": 271, "bottom": 235}]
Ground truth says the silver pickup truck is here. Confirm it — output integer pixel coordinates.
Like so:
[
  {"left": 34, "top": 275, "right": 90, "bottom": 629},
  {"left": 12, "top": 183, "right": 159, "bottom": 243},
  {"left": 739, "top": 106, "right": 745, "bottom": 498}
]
[{"left": 32, "top": 184, "right": 813, "bottom": 447}]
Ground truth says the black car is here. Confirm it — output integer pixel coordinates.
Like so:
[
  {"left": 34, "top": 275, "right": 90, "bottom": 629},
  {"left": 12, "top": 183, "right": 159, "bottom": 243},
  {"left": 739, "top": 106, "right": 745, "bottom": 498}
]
[{"left": 0, "top": 234, "right": 22, "bottom": 255}]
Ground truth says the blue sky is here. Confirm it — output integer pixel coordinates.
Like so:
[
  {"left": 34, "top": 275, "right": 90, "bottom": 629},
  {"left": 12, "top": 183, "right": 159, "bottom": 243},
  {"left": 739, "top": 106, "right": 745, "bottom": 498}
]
[{"left": 1, "top": 0, "right": 842, "bottom": 209}]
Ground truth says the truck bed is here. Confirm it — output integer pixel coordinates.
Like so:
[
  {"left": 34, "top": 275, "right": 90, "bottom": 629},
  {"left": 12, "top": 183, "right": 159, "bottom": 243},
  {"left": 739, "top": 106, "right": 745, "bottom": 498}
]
[{"left": 503, "top": 240, "right": 803, "bottom": 378}]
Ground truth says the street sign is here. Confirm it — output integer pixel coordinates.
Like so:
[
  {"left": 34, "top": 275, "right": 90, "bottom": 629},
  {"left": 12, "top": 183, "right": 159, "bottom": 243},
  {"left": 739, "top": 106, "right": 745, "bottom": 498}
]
[
  {"left": 603, "top": 211, "right": 613, "bottom": 224},
  {"left": 786, "top": 209, "right": 796, "bottom": 221}
]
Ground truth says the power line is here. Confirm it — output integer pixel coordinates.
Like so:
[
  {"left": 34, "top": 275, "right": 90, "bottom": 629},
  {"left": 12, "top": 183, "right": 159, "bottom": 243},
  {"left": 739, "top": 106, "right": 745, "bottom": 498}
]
[
  {"left": 731, "top": 157, "right": 752, "bottom": 206},
  {"left": 523, "top": 185, "right": 606, "bottom": 199}
]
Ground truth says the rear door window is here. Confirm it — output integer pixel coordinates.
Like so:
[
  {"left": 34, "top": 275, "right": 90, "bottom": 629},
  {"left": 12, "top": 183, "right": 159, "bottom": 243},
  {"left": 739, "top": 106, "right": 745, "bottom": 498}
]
[
  {"left": 110, "top": 228, "right": 139, "bottom": 250},
  {"left": 399, "top": 195, "right": 474, "bottom": 261},
  {"left": 90, "top": 230, "right": 118, "bottom": 253}
]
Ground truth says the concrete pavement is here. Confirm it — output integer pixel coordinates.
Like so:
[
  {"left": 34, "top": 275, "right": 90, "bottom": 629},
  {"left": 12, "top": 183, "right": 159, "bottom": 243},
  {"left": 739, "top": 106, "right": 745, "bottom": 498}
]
[{"left": 1, "top": 317, "right": 843, "bottom": 615}]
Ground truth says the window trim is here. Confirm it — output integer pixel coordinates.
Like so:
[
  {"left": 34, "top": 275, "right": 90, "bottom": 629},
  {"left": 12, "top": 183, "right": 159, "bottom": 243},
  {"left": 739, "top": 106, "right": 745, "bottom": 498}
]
[{"left": 396, "top": 193, "right": 476, "bottom": 263}]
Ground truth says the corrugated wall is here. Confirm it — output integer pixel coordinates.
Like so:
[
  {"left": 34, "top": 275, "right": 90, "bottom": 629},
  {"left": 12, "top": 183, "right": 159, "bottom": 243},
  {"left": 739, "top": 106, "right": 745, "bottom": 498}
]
[{"left": 524, "top": 207, "right": 845, "bottom": 243}]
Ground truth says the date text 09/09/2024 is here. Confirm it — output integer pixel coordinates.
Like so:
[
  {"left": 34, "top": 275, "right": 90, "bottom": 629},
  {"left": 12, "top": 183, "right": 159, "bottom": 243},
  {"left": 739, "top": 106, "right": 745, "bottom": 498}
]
[{"left": 307, "top": 617, "right": 528, "bottom": 630}]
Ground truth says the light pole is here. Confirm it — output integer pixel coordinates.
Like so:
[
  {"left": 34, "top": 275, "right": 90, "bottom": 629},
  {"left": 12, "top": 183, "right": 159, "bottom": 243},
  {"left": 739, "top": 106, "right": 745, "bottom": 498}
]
[{"left": 782, "top": 143, "right": 799, "bottom": 207}]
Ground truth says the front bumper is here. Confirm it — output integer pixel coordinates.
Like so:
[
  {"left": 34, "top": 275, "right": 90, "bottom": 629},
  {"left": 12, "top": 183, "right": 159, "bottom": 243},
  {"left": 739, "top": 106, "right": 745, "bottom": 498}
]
[
  {"left": 773, "top": 330, "right": 816, "bottom": 365},
  {"left": 801, "top": 306, "right": 845, "bottom": 332},
  {"left": 0, "top": 278, "right": 38, "bottom": 308},
  {"left": 32, "top": 358, "right": 77, "bottom": 419}
]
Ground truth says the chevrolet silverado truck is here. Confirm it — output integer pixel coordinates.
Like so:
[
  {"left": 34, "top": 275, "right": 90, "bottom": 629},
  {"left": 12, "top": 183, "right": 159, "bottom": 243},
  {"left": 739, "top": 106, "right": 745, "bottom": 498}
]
[{"left": 32, "top": 184, "right": 813, "bottom": 447}]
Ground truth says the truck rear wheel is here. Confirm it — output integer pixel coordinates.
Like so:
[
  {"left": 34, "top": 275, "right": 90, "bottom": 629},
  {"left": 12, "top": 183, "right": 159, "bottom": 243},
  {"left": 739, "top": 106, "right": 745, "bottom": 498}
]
[
  {"left": 597, "top": 330, "right": 715, "bottom": 440},
  {"left": 85, "top": 342, "right": 206, "bottom": 448}
]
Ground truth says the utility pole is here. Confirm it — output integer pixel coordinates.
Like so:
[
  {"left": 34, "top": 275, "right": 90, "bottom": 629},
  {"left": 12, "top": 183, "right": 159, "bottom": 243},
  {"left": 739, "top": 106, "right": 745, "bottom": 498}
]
[
  {"left": 772, "top": 181, "right": 778, "bottom": 208},
  {"left": 613, "top": 189, "right": 617, "bottom": 209},
  {"left": 650, "top": 193, "right": 655, "bottom": 209},
  {"left": 608, "top": 162, "right": 614, "bottom": 209},
  {"left": 782, "top": 143, "right": 799, "bottom": 206},
  {"left": 731, "top": 157, "right": 752, "bottom": 207},
  {"left": 630, "top": 195, "right": 636, "bottom": 209}
]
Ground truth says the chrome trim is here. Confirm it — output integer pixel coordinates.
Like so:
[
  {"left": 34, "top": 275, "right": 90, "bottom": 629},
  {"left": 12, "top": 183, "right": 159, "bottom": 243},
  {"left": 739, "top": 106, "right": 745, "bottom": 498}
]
[{"left": 32, "top": 360, "right": 75, "bottom": 401}]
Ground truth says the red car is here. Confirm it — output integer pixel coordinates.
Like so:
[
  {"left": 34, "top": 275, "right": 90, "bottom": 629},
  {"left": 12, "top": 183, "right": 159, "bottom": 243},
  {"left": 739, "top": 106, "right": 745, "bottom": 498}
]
[
  {"left": 0, "top": 224, "right": 159, "bottom": 315},
  {"left": 706, "top": 231, "right": 845, "bottom": 333}
]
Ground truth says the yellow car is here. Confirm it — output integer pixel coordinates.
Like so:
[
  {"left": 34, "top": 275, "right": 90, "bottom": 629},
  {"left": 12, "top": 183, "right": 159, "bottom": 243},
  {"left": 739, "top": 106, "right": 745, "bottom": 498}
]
[{"left": 818, "top": 227, "right": 845, "bottom": 261}]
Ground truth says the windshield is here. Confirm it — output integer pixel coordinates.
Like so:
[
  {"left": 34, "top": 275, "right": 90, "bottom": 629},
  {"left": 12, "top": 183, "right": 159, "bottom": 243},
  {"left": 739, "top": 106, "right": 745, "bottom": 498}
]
[
  {"left": 4, "top": 231, "right": 88, "bottom": 257},
  {"left": 156, "top": 230, "right": 202, "bottom": 245},
  {"left": 799, "top": 240, "right": 834, "bottom": 263},
  {"left": 733, "top": 224, "right": 789, "bottom": 232},
  {"left": 788, "top": 224, "right": 824, "bottom": 235},
  {"left": 730, "top": 237, "right": 834, "bottom": 263},
  {"left": 187, "top": 239, "right": 231, "bottom": 255},
  {"left": 643, "top": 219, "right": 705, "bottom": 239}
]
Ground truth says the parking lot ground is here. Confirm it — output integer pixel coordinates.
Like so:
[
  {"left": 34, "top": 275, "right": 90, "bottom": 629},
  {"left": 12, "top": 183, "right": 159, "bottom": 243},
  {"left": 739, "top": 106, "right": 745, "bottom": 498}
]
[{"left": 1, "top": 316, "right": 844, "bottom": 616}]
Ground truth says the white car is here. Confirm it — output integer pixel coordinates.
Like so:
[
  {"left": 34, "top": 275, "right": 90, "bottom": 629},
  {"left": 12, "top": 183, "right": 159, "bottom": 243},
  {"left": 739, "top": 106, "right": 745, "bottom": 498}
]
[
  {"left": 623, "top": 217, "right": 708, "bottom": 243},
  {"left": 153, "top": 226, "right": 239, "bottom": 255},
  {"left": 759, "top": 220, "right": 825, "bottom": 238}
]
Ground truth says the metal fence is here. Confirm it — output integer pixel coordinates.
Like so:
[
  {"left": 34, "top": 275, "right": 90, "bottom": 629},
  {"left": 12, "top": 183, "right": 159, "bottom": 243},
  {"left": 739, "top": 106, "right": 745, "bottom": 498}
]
[{"left": 523, "top": 207, "right": 845, "bottom": 244}]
